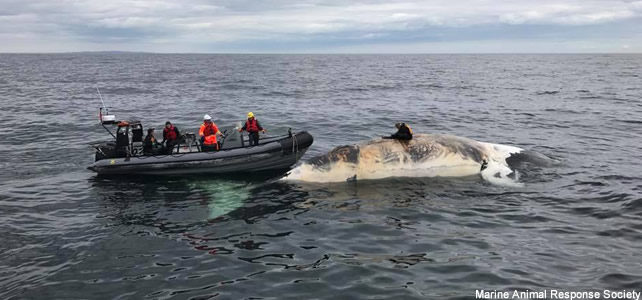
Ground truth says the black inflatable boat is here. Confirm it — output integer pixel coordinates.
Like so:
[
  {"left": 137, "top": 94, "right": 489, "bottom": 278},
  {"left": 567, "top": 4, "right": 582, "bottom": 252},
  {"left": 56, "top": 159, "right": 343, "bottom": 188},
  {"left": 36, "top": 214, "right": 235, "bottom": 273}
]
[{"left": 88, "top": 120, "right": 313, "bottom": 176}]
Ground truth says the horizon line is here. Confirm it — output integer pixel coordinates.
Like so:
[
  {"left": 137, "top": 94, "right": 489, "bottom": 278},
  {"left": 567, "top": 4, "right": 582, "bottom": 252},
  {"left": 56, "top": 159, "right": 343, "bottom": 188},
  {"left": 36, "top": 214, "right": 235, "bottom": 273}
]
[{"left": 1, "top": 51, "right": 641, "bottom": 55}]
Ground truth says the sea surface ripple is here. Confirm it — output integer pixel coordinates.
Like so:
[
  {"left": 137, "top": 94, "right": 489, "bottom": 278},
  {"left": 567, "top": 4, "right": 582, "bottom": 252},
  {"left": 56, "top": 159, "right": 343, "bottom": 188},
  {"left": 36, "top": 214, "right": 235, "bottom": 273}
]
[{"left": 0, "top": 54, "right": 641, "bottom": 299}]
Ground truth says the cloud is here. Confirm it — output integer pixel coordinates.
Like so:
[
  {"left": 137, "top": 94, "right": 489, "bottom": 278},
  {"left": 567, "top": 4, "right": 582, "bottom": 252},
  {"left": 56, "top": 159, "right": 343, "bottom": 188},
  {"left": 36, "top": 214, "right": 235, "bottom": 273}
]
[{"left": 0, "top": 0, "right": 641, "bottom": 52}]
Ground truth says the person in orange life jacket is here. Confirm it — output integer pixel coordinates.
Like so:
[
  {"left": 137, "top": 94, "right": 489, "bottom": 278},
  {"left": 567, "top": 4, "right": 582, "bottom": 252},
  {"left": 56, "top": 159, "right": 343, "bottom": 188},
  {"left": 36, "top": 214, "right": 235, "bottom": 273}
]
[
  {"left": 238, "top": 112, "right": 265, "bottom": 146},
  {"left": 161, "top": 121, "right": 180, "bottom": 154},
  {"left": 199, "top": 114, "right": 222, "bottom": 152}
]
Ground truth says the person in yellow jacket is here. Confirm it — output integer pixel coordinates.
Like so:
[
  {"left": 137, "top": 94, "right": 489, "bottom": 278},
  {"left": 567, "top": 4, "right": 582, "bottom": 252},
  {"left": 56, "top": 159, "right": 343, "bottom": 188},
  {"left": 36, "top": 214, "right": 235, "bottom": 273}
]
[
  {"left": 199, "top": 114, "right": 222, "bottom": 151},
  {"left": 238, "top": 112, "right": 266, "bottom": 146}
]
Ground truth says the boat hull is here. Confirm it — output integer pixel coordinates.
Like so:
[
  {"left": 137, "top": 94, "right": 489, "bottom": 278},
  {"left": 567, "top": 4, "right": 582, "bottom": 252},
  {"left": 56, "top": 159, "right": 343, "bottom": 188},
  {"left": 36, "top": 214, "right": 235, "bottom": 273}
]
[{"left": 89, "top": 131, "right": 312, "bottom": 175}]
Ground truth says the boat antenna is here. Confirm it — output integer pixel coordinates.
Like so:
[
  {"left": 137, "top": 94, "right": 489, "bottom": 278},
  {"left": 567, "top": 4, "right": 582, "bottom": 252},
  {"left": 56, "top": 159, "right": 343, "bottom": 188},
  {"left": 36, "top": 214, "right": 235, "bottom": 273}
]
[
  {"left": 96, "top": 87, "right": 116, "bottom": 138},
  {"left": 97, "top": 87, "right": 107, "bottom": 110}
]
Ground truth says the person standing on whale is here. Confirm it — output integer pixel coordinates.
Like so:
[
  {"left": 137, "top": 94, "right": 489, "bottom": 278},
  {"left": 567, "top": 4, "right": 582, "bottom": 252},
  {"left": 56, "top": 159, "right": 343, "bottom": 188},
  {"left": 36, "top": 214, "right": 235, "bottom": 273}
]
[{"left": 383, "top": 122, "right": 413, "bottom": 140}]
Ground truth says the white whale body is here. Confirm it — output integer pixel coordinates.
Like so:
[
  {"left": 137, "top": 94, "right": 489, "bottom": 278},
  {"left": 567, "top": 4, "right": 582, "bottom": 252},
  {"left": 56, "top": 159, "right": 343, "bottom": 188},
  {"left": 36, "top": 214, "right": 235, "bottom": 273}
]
[{"left": 284, "top": 134, "right": 541, "bottom": 186}]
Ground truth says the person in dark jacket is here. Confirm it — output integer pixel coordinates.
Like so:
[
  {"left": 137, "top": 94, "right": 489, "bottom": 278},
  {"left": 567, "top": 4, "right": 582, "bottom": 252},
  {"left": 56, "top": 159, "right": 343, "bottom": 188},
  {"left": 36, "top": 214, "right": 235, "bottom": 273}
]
[
  {"left": 143, "top": 128, "right": 160, "bottom": 155},
  {"left": 238, "top": 112, "right": 266, "bottom": 146},
  {"left": 383, "top": 122, "right": 413, "bottom": 140},
  {"left": 161, "top": 121, "right": 180, "bottom": 154}
]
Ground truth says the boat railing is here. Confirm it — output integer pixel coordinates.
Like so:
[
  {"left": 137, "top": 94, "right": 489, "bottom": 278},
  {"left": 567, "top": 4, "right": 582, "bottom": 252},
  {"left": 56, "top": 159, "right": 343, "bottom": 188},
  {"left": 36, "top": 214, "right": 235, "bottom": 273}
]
[
  {"left": 143, "top": 130, "right": 298, "bottom": 156},
  {"left": 238, "top": 128, "right": 293, "bottom": 146}
]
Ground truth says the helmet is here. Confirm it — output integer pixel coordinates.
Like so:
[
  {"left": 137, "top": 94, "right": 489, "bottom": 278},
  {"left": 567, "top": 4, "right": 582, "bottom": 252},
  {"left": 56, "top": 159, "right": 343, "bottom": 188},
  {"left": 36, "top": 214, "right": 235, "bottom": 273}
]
[
  {"left": 247, "top": 112, "right": 254, "bottom": 118},
  {"left": 204, "top": 114, "right": 212, "bottom": 121}
]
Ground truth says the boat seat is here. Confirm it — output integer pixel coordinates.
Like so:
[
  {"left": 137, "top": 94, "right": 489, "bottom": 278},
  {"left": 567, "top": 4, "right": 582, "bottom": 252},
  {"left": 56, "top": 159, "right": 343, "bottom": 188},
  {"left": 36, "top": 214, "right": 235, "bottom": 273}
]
[{"left": 182, "top": 133, "right": 200, "bottom": 152}]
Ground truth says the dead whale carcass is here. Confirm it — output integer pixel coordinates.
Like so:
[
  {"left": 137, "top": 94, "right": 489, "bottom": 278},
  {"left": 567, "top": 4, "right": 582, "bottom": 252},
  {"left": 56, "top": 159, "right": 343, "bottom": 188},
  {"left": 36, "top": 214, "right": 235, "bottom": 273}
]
[{"left": 283, "top": 134, "right": 542, "bottom": 185}]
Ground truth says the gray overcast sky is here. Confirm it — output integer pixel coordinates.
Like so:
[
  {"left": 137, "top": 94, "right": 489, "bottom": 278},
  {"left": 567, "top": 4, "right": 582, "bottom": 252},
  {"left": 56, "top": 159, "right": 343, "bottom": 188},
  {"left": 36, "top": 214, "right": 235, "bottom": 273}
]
[{"left": 1, "top": 0, "right": 641, "bottom": 53}]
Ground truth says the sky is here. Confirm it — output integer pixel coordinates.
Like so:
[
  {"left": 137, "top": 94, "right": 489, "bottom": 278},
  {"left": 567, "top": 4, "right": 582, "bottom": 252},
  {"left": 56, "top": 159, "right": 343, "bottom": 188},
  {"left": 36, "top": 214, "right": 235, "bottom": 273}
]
[{"left": 0, "top": 0, "right": 641, "bottom": 53}]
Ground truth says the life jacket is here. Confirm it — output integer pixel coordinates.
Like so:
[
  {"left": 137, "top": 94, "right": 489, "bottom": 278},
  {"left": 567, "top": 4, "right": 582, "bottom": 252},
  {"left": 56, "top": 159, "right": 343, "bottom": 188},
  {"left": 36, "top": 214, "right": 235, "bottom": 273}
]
[
  {"left": 164, "top": 126, "right": 178, "bottom": 140},
  {"left": 143, "top": 135, "right": 156, "bottom": 152},
  {"left": 199, "top": 122, "right": 218, "bottom": 145},
  {"left": 245, "top": 118, "right": 259, "bottom": 133}
]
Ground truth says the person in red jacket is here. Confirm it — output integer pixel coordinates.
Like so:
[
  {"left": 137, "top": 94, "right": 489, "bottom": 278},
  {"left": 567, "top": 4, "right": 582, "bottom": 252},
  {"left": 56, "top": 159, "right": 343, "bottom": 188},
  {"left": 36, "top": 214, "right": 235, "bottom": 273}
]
[
  {"left": 199, "top": 114, "right": 222, "bottom": 151},
  {"left": 161, "top": 121, "right": 180, "bottom": 154},
  {"left": 238, "top": 112, "right": 266, "bottom": 146}
]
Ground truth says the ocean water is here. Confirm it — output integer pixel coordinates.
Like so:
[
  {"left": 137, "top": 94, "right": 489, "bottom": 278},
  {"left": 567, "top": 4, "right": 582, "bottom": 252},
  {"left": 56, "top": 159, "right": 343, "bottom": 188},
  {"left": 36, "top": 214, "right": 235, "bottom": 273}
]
[{"left": 0, "top": 53, "right": 641, "bottom": 299}]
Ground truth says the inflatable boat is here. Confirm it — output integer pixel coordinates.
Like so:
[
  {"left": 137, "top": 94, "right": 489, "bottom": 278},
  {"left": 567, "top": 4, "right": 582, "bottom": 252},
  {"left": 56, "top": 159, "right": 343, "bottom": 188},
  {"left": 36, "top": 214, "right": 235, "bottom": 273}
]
[{"left": 88, "top": 120, "right": 313, "bottom": 176}]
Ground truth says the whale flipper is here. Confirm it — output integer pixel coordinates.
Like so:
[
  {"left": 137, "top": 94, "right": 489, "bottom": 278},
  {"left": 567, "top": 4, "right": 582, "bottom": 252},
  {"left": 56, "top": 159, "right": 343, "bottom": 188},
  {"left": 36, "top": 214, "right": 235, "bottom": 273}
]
[{"left": 480, "top": 159, "right": 489, "bottom": 171}]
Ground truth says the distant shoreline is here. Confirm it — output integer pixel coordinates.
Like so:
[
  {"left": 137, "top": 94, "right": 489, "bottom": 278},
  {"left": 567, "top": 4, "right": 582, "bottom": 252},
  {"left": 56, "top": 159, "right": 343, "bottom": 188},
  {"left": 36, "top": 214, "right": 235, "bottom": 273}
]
[{"left": 0, "top": 51, "right": 641, "bottom": 55}]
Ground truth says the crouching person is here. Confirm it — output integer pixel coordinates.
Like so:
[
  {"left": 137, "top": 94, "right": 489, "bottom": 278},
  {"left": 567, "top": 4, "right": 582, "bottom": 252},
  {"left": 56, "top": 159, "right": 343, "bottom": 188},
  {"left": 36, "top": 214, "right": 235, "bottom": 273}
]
[{"left": 199, "top": 114, "right": 222, "bottom": 152}]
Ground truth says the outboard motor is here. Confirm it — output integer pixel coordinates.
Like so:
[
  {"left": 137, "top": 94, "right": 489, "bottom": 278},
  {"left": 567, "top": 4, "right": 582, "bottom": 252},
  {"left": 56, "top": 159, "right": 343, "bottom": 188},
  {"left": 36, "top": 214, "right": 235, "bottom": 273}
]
[
  {"left": 94, "top": 120, "right": 147, "bottom": 161},
  {"left": 115, "top": 122, "right": 130, "bottom": 157},
  {"left": 130, "top": 123, "right": 144, "bottom": 156}
]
